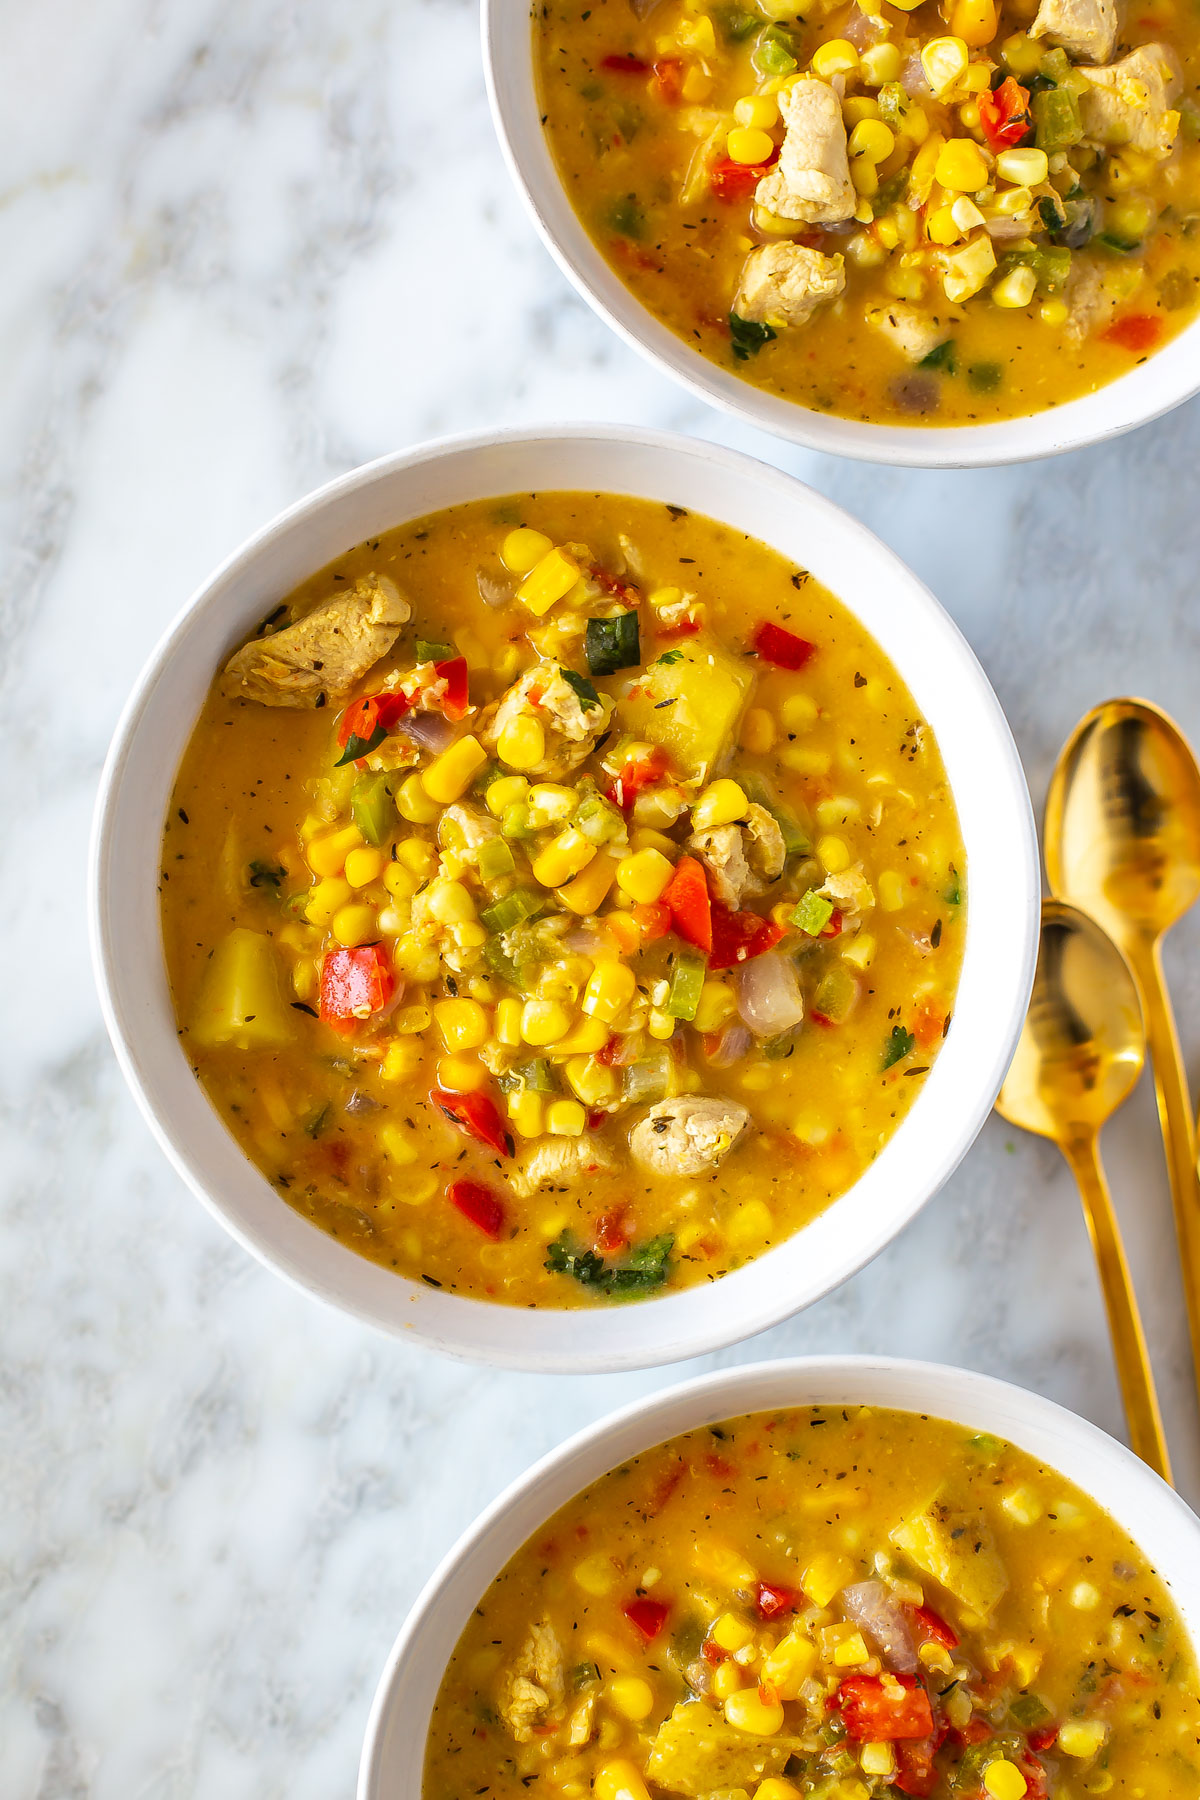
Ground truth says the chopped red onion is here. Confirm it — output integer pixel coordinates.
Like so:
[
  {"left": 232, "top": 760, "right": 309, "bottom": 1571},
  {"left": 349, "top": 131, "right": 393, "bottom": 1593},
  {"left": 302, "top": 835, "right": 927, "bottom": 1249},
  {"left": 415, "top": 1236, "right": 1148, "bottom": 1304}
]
[
  {"left": 401, "top": 711, "right": 458, "bottom": 753},
  {"left": 840, "top": 1581, "right": 918, "bottom": 1673},
  {"left": 734, "top": 951, "right": 806, "bottom": 1038}
]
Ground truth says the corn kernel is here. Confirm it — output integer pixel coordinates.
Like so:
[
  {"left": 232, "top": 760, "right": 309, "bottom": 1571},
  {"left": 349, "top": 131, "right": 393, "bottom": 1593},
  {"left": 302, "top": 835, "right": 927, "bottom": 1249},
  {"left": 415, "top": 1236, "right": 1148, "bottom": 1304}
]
[
  {"left": 859, "top": 41, "right": 901, "bottom": 84},
  {"left": 437, "top": 1053, "right": 488, "bottom": 1092},
  {"left": 851, "top": 158, "right": 879, "bottom": 197},
  {"left": 485, "top": 774, "right": 529, "bottom": 816},
  {"left": 755, "top": 1783, "right": 801, "bottom": 1800},
  {"left": 811, "top": 38, "right": 859, "bottom": 77},
  {"left": 995, "top": 145, "right": 1047, "bottom": 187},
  {"left": 1057, "top": 1720, "right": 1107, "bottom": 1758},
  {"left": 692, "top": 778, "right": 750, "bottom": 830},
  {"left": 711, "top": 1660, "right": 744, "bottom": 1700},
  {"left": 726, "top": 1198, "right": 773, "bottom": 1246},
  {"left": 725, "top": 1689, "right": 784, "bottom": 1736},
  {"left": 497, "top": 715, "right": 546, "bottom": 771},
  {"left": 306, "top": 875, "right": 352, "bottom": 927},
  {"left": 817, "top": 834, "right": 851, "bottom": 875},
  {"left": 426, "top": 879, "right": 477, "bottom": 924},
  {"left": 940, "top": 231, "right": 996, "bottom": 301},
  {"left": 381, "top": 1039, "right": 422, "bottom": 1080},
  {"left": 501, "top": 526, "right": 553, "bottom": 575},
  {"left": 507, "top": 1086, "right": 545, "bottom": 1138},
  {"left": 927, "top": 204, "right": 961, "bottom": 245},
  {"left": 780, "top": 691, "right": 818, "bottom": 732},
  {"left": 862, "top": 1742, "right": 898, "bottom": 1778},
  {"left": 832, "top": 1630, "right": 870, "bottom": 1666},
  {"left": 616, "top": 847, "right": 674, "bottom": 905},
  {"left": 495, "top": 996, "right": 524, "bottom": 1046},
  {"left": 608, "top": 1676, "right": 655, "bottom": 1721},
  {"left": 735, "top": 93, "right": 779, "bottom": 129},
  {"left": 921, "top": 35, "right": 969, "bottom": 95},
  {"left": 712, "top": 1612, "right": 757, "bottom": 1655},
  {"left": 983, "top": 1761, "right": 1028, "bottom": 1800},
  {"left": 1001, "top": 1484, "right": 1043, "bottom": 1525},
  {"left": 740, "top": 707, "right": 776, "bottom": 754},
  {"left": 330, "top": 903, "right": 377, "bottom": 948},
  {"left": 383, "top": 862, "right": 418, "bottom": 902},
  {"left": 396, "top": 773, "right": 440, "bottom": 824},
  {"left": 1001, "top": 31, "right": 1043, "bottom": 74},
  {"left": 694, "top": 980, "right": 737, "bottom": 1033},
  {"left": 761, "top": 1631, "right": 818, "bottom": 1698},
  {"left": 533, "top": 828, "right": 596, "bottom": 890},
  {"left": 564, "top": 1055, "right": 618, "bottom": 1106},
  {"left": 951, "top": 196, "right": 986, "bottom": 232},
  {"left": 849, "top": 118, "right": 896, "bottom": 163},
  {"left": 396, "top": 839, "right": 437, "bottom": 881},
  {"left": 1041, "top": 298, "right": 1069, "bottom": 326},
  {"left": 727, "top": 125, "right": 775, "bottom": 165},
  {"left": 308, "top": 823, "right": 364, "bottom": 878},
  {"left": 522, "top": 999, "right": 573, "bottom": 1046},
  {"left": 343, "top": 845, "right": 385, "bottom": 888},
  {"left": 434, "top": 997, "right": 488, "bottom": 1052},
  {"left": 647, "top": 1007, "right": 675, "bottom": 1040},
  {"left": 1070, "top": 1580, "right": 1100, "bottom": 1610},
  {"left": 379, "top": 1121, "right": 418, "bottom": 1165},
  {"left": 594, "top": 1761, "right": 650, "bottom": 1800},
  {"left": 844, "top": 95, "right": 882, "bottom": 127},
  {"left": 546, "top": 1097, "right": 586, "bottom": 1136},
  {"left": 950, "top": 0, "right": 997, "bottom": 43},
  {"left": 803, "top": 1552, "right": 854, "bottom": 1607},
  {"left": 559, "top": 851, "right": 620, "bottom": 917},
  {"left": 422, "top": 735, "right": 487, "bottom": 805},
  {"left": 573, "top": 1553, "right": 617, "bottom": 1596},
  {"left": 552, "top": 1014, "right": 611, "bottom": 1054},
  {"left": 581, "top": 961, "right": 636, "bottom": 1026},
  {"left": 993, "top": 264, "right": 1037, "bottom": 308},
  {"left": 935, "top": 136, "right": 990, "bottom": 191},
  {"left": 841, "top": 932, "right": 875, "bottom": 970},
  {"left": 517, "top": 546, "right": 580, "bottom": 616},
  {"left": 392, "top": 1004, "right": 431, "bottom": 1035}
]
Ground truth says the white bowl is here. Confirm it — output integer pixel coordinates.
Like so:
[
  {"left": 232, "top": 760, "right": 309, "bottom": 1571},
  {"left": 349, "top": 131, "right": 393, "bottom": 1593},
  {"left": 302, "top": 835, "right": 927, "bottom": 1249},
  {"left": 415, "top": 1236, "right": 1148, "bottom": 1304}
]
[
  {"left": 90, "top": 425, "right": 1037, "bottom": 1370},
  {"left": 358, "top": 1353, "right": 1200, "bottom": 1799},
  {"left": 483, "top": 0, "right": 1200, "bottom": 468}
]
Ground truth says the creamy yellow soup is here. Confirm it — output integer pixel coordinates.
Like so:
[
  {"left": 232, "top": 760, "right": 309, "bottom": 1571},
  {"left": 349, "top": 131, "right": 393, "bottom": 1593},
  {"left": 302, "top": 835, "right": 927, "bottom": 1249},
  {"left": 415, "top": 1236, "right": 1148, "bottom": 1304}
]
[
  {"left": 161, "top": 495, "right": 964, "bottom": 1307},
  {"left": 426, "top": 1406, "right": 1200, "bottom": 1800},
  {"left": 535, "top": 0, "right": 1200, "bottom": 424}
]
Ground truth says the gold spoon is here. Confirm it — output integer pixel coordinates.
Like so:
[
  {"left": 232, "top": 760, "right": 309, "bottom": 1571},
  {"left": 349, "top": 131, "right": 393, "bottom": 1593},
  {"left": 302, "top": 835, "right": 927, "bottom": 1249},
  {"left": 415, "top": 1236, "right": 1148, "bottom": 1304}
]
[
  {"left": 997, "top": 899, "right": 1171, "bottom": 1483},
  {"left": 1045, "top": 699, "right": 1200, "bottom": 1401}
]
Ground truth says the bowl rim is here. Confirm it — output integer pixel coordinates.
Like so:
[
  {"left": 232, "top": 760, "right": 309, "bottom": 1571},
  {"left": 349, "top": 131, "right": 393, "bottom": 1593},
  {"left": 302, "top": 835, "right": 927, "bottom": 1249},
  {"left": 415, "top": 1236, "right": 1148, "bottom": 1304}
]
[
  {"left": 89, "top": 422, "right": 1038, "bottom": 1371},
  {"left": 357, "top": 1352, "right": 1200, "bottom": 1800},
  {"left": 482, "top": 0, "right": 1200, "bottom": 469}
]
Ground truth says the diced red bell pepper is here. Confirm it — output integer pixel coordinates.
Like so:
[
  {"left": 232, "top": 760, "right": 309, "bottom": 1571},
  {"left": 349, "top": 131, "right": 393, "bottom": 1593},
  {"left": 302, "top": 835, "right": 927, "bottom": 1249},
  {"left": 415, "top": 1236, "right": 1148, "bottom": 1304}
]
[
  {"left": 893, "top": 1738, "right": 938, "bottom": 1797},
  {"left": 821, "top": 908, "right": 843, "bottom": 939},
  {"left": 1101, "top": 312, "right": 1164, "bottom": 354},
  {"left": 431, "top": 1087, "right": 514, "bottom": 1158},
  {"left": 709, "top": 158, "right": 765, "bottom": 202},
  {"left": 432, "top": 655, "right": 470, "bottom": 721},
  {"left": 664, "top": 855, "right": 713, "bottom": 953},
  {"left": 979, "top": 76, "right": 1033, "bottom": 150},
  {"left": 319, "top": 945, "right": 394, "bottom": 1035},
  {"left": 652, "top": 56, "right": 683, "bottom": 103},
  {"left": 623, "top": 1597, "right": 670, "bottom": 1640},
  {"left": 836, "top": 1674, "right": 934, "bottom": 1742},
  {"left": 336, "top": 690, "right": 412, "bottom": 751},
  {"left": 447, "top": 1177, "right": 506, "bottom": 1240},
  {"left": 701, "top": 1637, "right": 727, "bottom": 1665},
  {"left": 589, "top": 562, "right": 642, "bottom": 604},
  {"left": 601, "top": 52, "right": 649, "bottom": 72},
  {"left": 754, "top": 621, "right": 816, "bottom": 670},
  {"left": 1028, "top": 1726, "right": 1058, "bottom": 1754},
  {"left": 908, "top": 1603, "right": 958, "bottom": 1649},
  {"left": 755, "top": 1581, "right": 800, "bottom": 1619},
  {"left": 594, "top": 1208, "right": 630, "bottom": 1254},
  {"left": 633, "top": 900, "right": 672, "bottom": 942},
  {"left": 709, "top": 902, "right": 786, "bottom": 970},
  {"left": 656, "top": 615, "right": 701, "bottom": 639},
  {"left": 605, "top": 745, "right": 670, "bottom": 809}
]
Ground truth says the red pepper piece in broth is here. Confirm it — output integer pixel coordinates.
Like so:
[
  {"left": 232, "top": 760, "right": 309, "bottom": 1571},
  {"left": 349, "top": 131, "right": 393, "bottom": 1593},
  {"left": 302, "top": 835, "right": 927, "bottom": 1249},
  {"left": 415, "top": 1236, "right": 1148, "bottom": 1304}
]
[
  {"left": 979, "top": 76, "right": 1033, "bottom": 149},
  {"left": 319, "top": 945, "right": 394, "bottom": 1034},
  {"left": 755, "top": 1581, "right": 801, "bottom": 1619},
  {"left": 431, "top": 1087, "right": 515, "bottom": 1158},
  {"left": 754, "top": 620, "right": 816, "bottom": 670},
  {"left": 836, "top": 1674, "right": 934, "bottom": 1741},
  {"left": 1101, "top": 313, "right": 1164, "bottom": 354},
  {"left": 709, "top": 902, "right": 785, "bottom": 970},
  {"left": 623, "top": 1597, "right": 671, "bottom": 1641},
  {"left": 908, "top": 1603, "right": 959, "bottom": 1649},
  {"left": 432, "top": 655, "right": 470, "bottom": 720},
  {"left": 447, "top": 1177, "right": 506, "bottom": 1239},
  {"left": 601, "top": 52, "right": 650, "bottom": 72},
  {"left": 893, "top": 1738, "right": 938, "bottom": 1797},
  {"left": 664, "top": 855, "right": 713, "bottom": 953}
]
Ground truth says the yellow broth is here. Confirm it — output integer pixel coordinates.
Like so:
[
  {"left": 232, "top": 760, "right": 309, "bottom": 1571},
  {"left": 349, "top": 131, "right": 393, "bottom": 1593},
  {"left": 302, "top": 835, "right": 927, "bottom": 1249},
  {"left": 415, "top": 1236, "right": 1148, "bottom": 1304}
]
[
  {"left": 535, "top": 0, "right": 1200, "bottom": 425},
  {"left": 425, "top": 1405, "right": 1200, "bottom": 1799},
  {"left": 161, "top": 494, "right": 964, "bottom": 1307}
]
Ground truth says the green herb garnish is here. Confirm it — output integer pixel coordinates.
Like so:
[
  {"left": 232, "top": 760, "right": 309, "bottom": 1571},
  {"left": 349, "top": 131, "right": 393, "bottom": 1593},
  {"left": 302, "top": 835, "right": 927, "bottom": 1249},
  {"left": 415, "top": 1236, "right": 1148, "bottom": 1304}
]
[
  {"left": 882, "top": 1024, "right": 916, "bottom": 1069},
  {"left": 561, "top": 666, "right": 603, "bottom": 711},
  {"left": 586, "top": 611, "right": 640, "bottom": 677},
  {"left": 729, "top": 312, "right": 777, "bottom": 360},
  {"left": 546, "top": 1231, "right": 675, "bottom": 1298}
]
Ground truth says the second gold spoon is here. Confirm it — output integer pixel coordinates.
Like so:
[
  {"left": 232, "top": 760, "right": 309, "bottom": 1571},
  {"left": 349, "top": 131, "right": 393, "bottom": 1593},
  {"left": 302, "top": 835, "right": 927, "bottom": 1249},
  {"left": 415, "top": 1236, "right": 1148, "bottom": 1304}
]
[{"left": 997, "top": 899, "right": 1171, "bottom": 1483}]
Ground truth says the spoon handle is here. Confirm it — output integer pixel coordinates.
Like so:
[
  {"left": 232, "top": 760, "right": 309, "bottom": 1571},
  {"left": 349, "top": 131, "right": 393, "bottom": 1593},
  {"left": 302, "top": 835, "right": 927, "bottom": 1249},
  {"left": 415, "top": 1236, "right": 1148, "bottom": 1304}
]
[
  {"left": 1061, "top": 1130, "right": 1173, "bottom": 1485},
  {"left": 1126, "top": 935, "right": 1200, "bottom": 1402}
]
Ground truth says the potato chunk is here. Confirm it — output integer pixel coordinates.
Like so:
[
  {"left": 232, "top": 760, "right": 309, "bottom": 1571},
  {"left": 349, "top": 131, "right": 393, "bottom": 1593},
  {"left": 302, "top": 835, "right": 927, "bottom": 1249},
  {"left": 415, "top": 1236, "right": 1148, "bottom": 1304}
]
[
  {"left": 191, "top": 928, "right": 294, "bottom": 1049},
  {"left": 645, "top": 1700, "right": 795, "bottom": 1795},
  {"left": 890, "top": 1497, "right": 1009, "bottom": 1623},
  {"left": 615, "top": 634, "right": 753, "bottom": 779}
]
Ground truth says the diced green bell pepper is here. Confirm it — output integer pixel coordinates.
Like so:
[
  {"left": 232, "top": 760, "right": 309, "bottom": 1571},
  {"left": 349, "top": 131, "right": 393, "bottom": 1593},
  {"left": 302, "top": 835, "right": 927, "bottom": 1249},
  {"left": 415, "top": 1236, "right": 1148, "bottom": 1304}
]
[
  {"left": 480, "top": 886, "right": 544, "bottom": 934},
  {"left": 1033, "top": 85, "right": 1083, "bottom": 152},
  {"left": 477, "top": 838, "right": 516, "bottom": 882},
  {"left": 351, "top": 771, "right": 395, "bottom": 847},
  {"left": 667, "top": 950, "right": 707, "bottom": 1022}
]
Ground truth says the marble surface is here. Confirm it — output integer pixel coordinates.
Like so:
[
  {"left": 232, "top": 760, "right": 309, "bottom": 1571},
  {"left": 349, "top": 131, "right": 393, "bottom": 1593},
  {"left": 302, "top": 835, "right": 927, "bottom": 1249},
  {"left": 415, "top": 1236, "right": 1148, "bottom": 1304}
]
[{"left": 5, "top": 1, "right": 1200, "bottom": 1793}]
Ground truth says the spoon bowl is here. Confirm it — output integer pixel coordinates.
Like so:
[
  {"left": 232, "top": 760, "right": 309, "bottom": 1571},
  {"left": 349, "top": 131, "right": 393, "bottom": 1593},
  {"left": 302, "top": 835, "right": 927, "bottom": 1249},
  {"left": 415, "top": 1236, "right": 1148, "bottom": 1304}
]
[{"left": 997, "top": 899, "right": 1170, "bottom": 1481}]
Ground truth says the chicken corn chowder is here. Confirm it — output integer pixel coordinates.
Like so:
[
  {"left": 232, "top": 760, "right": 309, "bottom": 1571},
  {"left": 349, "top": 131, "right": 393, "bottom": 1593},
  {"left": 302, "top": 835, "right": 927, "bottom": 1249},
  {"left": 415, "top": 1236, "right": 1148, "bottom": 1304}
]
[
  {"left": 425, "top": 1407, "right": 1200, "bottom": 1800},
  {"left": 161, "top": 495, "right": 964, "bottom": 1307},
  {"left": 534, "top": 0, "right": 1200, "bottom": 424}
]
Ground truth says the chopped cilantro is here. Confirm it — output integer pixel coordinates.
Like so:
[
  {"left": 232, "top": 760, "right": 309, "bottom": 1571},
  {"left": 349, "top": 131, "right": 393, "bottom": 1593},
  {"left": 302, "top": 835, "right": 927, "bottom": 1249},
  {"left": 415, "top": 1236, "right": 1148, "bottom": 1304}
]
[
  {"left": 546, "top": 1231, "right": 674, "bottom": 1298},
  {"left": 882, "top": 1025, "right": 916, "bottom": 1070}
]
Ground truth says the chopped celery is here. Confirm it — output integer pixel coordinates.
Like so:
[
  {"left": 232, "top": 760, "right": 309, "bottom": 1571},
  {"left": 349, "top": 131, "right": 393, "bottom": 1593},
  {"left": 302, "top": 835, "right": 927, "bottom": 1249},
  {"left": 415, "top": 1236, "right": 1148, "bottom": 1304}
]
[
  {"left": 516, "top": 1058, "right": 558, "bottom": 1093},
  {"left": 1038, "top": 46, "right": 1072, "bottom": 85},
  {"left": 586, "top": 611, "right": 641, "bottom": 676},
  {"left": 477, "top": 837, "right": 516, "bottom": 882},
  {"left": 714, "top": 4, "right": 758, "bottom": 42},
  {"left": 667, "top": 950, "right": 707, "bottom": 1022},
  {"left": 572, "top": 1662, "right": 602, "bottom": 1690},
  {"left": 876, "top": 82, "right": 910, "bottom": 129},
  {"left": 741, "top": 774, "right": 811, "bottom": 858},
  {"left": 574, "top": 794, "right": 623, "bottom": 844},
  {"left": 480, "top": 886, "right": 543, "bottom": 933},
  {"left": 415, "top": 638, "right": 453, "bottom": 662},
  {"left": 623, "top": 1047, "right": 674, "bottom": 1105},
  {"left": 1009, "top": 1693, "right": 1052, "bottom": 1729},
  {"left": 1033, "top": 85, "right": 1082, "bottom": 152},
  {"left": 753, "top": 26, "right": 796, "bottom": 77},
  {"left": 351, "top": 771, "right": 394, "bottom": 847},
  {"left": 791, "top": 889, "right": 834, "bottom": 936},
  {"left": 473, "top": 760, "right": 506, "bottom": 795},
  {"left": 501, "top": 802, "right": 535, "bottom": 840},
  {"left": 482, "top": 937, "right": 522, "bottom": 986},
  {"left": 763, "top": 1028, "right": 802, "bottom": 1060},
  {"left": 814, "top": 966, "right": 858, "bottom": 1025}
]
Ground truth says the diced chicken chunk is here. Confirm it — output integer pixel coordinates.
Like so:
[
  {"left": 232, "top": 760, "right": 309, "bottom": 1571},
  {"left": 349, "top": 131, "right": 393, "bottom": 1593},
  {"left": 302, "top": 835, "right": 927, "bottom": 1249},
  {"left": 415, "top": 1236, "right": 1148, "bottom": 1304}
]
[
  {"left": 498, "top": 1620, "right": 566, "bottom": 1742},
  {"left": 687, "top": 805, "right": 786, "bottom": 907},
  {"left": 511, "top": 1136, "right": 618, "bottom": 1196},
  {"left": 866, "top": 301, "right": 957, "bottom": 365},
  {"left": 438, "top": 802, "right": 500, "bottom": 862},
  {"left": 222, "top": 574, "right": 410, "bottom": 707},
  {"left": 1080, "top": 43, "right": 1181, "bottom": 156},
  {"left": 1062, "top": 255, "right": 1120, "bottom": 346},
  {"left": 891, "top": 1498, "right": 1009, "bottom": 1624},
  {"left": 820, "top": 864, "right": 875, "bottom": 931},
  {"left": 734, "top": 243, "right": 846, "bottom": 331},
  {"left": 1031, "top": 0, "right": 1118, "bottom": 62},
  {"left": 482, "top": 661, "right": 616, "bottom": 779},
  {"left": 646, "top": 1700, "right": 797, "bottom": 1796},
  {"left": 755, "top": 78, "right": 854, "bottom": 224},
  {"left": 630, "top": 1097, "right": 751, "bottom": 1177}
]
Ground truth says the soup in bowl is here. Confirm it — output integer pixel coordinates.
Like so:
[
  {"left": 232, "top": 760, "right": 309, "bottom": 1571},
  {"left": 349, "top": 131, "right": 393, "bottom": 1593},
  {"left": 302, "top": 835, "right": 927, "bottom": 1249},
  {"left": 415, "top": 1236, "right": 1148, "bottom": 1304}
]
[
  {"left": 360, "top": 1358, "right": 1200, "bottom": 1799},
  {"left": 92, "top": 429, "right": 1036, "bottom": 1368}
]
